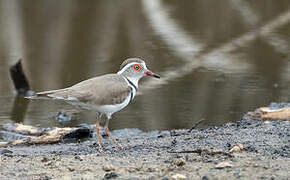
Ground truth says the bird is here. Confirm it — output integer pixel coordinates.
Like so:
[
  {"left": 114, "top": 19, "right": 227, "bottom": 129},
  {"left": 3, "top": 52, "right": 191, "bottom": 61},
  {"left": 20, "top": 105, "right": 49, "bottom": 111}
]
[{"left": 26, "top": 58, "right": 160, "bottom": 152}]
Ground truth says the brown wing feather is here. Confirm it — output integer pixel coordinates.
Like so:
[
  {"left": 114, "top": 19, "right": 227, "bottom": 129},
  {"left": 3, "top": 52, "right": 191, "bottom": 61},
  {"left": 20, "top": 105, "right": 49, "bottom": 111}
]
[{"left": 34, "top": 74, "right": 131, "bottom": 106}]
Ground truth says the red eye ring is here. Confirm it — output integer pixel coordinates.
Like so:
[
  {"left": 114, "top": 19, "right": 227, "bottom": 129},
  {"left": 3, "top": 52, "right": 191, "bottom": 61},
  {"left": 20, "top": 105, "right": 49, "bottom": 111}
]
[{"left": 132, "top": 64, "right": 141, "bottom": 71}]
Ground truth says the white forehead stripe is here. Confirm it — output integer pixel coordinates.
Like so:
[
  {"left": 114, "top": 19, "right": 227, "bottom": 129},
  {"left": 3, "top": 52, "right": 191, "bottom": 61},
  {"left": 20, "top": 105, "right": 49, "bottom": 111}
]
[{"left": 117, "top": 62, "right": 146, "bottom": 74}]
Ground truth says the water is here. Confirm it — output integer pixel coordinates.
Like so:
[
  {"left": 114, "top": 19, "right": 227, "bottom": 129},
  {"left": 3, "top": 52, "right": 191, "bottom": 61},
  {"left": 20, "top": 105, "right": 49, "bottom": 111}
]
[{"left": 0, "top": 0, "right": 290, "bottom": 131}]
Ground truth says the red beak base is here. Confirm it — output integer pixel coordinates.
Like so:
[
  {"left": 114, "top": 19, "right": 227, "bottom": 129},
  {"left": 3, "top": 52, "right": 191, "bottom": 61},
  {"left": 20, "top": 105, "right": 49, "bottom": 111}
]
[{"left": 145, "top": 70, "right": 160, "bottom": 78}]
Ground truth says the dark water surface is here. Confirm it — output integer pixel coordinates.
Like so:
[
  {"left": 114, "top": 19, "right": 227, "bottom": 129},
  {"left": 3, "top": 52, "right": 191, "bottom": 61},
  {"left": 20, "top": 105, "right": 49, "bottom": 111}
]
[{"left": 0, "top": 0, "right": 290, "bottom": 131}]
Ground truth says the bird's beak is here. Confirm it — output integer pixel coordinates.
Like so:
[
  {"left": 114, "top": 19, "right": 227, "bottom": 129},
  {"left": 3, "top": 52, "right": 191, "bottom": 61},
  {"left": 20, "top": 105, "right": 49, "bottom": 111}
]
[{"left": 145, "top": 70, "right": 160, "bottom": 78}]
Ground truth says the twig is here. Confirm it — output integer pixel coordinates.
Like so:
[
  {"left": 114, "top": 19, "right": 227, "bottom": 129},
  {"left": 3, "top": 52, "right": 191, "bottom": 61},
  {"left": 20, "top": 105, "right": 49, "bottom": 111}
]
[
  {"left": 188, "top": 118, "right": 205, "bottom": 132},
  {"left": 168, "top": 148, "right": 233, "bottom": 158}
]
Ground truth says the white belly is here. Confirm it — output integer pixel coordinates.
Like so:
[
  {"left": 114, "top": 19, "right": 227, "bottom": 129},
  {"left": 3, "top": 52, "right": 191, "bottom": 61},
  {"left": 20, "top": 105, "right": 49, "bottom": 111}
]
[
  {"left": 66, "top": 94, "right": 131, "bottom": 116},
  {"left": 95, "top": 94, "right": 131, "bottom": 116}
]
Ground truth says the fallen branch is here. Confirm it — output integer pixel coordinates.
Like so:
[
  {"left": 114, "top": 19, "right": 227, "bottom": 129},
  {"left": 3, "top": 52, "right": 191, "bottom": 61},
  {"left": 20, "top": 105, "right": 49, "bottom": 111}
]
[
  {"left": 245, "top": 105, "right": 290, "bottom": 120},
  {"left": 0, "top": 123, "right": 92, "bottom": 147},
  {"left": 259, "top": 107, "right": 290, "bottom": 120},
  {"left": 2, "top": 123, "right": 44, "bottom": 136}
]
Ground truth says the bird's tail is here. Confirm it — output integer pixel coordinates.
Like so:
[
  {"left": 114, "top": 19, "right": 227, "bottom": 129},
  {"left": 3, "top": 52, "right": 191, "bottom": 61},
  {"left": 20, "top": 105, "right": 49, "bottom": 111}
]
[{"left": 25, "top": 89, "right": 68, "bottom": 100}]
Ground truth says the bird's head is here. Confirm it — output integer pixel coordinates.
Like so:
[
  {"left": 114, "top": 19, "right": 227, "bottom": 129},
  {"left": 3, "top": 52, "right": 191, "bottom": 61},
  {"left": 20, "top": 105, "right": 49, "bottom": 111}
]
[{"left": 118, "top": 58, "right": 160, "bottom": 82}]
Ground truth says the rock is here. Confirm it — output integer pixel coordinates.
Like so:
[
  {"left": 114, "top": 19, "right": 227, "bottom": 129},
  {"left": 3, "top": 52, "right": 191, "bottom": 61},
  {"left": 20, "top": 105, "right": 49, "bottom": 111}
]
[
  {"left": 171, "top": 173, "right": 187, "bottom": 180},
  {"left": 215, "top": 162, "right": 233, "bottom": 169},
  {"left": 103, "top": 172, "right": 118, "bottom": 179},
  {"left": 0, "top": 149, "right": 13, "bottom": 154},
  {"left": 74, "top": 155, "right": 83, "bottom": 161},
  {"left": 173, "top": 158, "right": 186, "bottom": 166},
  {"left": 55, "top": 112, "right": 72, "bottom": 122},
  {"left": 102, "top": 164, "right": 115, "bottom": 172},
  {"left": 229, "top": 144, "right": 244, "bottom": 153},
  {"left": 68, "top": 167, "right": 75, "bottom": 172}
]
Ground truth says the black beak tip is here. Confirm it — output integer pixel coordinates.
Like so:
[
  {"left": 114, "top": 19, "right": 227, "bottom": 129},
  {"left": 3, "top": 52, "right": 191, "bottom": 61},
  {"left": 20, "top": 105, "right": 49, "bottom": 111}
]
[{"left": 153, "top": 74, "right": 160, "bottom": 78}]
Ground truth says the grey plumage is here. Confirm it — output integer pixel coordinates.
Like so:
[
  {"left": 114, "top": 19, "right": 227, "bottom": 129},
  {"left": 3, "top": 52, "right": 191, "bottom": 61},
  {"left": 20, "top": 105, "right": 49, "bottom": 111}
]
[{"left": 34, "top": 74, "right": 131, "bottom": 106}]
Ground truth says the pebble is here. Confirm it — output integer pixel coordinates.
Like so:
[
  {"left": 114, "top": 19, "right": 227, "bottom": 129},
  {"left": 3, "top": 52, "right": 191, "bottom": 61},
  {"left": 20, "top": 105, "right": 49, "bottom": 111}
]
[
  {"left": 229, "top": 144, "right": 244, "bottom": 153},
  {"left": 41, "top": 157, "right": 49, "bottom": 163},
  {"left": 103, "top": 172, "right": 118, "bottom": 179},
  {"left": 68, "top": 167, "right": 75, "bottom": 172},
  {"left": 171, "top": 174, "right": 187, "bottom": 180},
  {"left": 74, "top": 155, "right": 83, "bottom": 161},
  {"left": 55, "top": 112, "right": 72, "bottom": 122},
  {"left": 173, "top": 158, "right": 186, "bottom": 166},
  {"left": 102, "top": 164, "right": 115, "bottom": 172}
]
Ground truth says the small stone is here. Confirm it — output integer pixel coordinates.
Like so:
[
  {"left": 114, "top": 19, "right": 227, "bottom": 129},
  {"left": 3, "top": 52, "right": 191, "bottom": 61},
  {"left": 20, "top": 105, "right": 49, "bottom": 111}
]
[
  {"left": 215, "top": 162, "right": 233, "bottom": 169},
  {"left": 103, "top": 172, "right": 118, "bottom": 179},
  {"left": 68, "top": 167, "right": 75, "bottom": 172},
  {"left": 45, "top": 161, "right": 53, "bottom": 166},
  {"left": 102, "top": 164, "right": 115, "bottom": 172},
  {"left": 41, "top": 157, "right": 49, "bottom": 163},
  {"left": 74, "top": 155, "right": 83, "bottom": 161},
  {"left": 202, "top": 176, "right": 209, "bottom": 180},
  {"left": 173, "top": 158, "right": 186, "bottom": 166},
  {"left": 171, "top": 173, "right": 187, "bottom": 180},
  {"left": 157, "top": 134, "right": 164, "bottom": 138}
]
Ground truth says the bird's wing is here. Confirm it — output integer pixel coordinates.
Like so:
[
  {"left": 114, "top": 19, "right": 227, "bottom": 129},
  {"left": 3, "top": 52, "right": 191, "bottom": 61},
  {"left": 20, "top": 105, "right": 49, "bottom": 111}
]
[{"left": 30, "top": 74, "right": 131, "bottom": 106}]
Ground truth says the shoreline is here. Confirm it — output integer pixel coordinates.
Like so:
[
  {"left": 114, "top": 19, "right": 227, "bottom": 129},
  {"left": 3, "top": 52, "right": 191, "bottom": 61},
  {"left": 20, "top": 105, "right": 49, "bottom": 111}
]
[{"left": 0, "top": 109, "right": 290, "bottom": 179}]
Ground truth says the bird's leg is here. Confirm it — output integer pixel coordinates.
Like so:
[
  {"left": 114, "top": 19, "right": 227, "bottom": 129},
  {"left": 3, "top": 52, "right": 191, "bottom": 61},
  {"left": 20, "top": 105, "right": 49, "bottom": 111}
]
[
  {"left": 104, "top": 117, "right": 123, "bottom": 151},
  {"left": 95, "top": 113, "right": 104, "bottom": 153}
]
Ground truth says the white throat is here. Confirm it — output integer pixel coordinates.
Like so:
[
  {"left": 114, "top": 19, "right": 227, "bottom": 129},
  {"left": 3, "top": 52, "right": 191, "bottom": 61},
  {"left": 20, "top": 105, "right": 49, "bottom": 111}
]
[{"left": 117, "top": 62, "right": 147, "bottom": 88}]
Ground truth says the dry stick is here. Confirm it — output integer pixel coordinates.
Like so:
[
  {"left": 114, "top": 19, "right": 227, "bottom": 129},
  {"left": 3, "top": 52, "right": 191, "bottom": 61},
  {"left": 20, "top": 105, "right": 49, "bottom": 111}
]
[
  {"left": 168, "top": 148, "right": 233, "bottom": 158},
  {"left": 9, "top": 59, "right": 34, "bottom": 96},
  {"left": 188, "top": 118, "right": 205, "bottom": 133}
]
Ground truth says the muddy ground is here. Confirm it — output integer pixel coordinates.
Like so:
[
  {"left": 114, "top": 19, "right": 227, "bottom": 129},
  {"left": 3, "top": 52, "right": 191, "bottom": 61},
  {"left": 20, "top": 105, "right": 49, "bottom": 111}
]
[{"left": 0, "top": 108, "right": 290, "bottom": 180}]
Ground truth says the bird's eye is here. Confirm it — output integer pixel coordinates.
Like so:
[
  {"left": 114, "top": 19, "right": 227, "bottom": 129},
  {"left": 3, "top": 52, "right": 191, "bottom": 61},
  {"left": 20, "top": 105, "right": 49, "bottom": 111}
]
[{"left": 133, "top": 64, "right": 141, "bottom": 71}]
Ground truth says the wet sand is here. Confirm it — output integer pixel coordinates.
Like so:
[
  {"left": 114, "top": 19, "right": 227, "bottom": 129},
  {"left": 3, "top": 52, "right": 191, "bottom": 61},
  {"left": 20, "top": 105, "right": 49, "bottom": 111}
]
[{"left": 0, "top": 111, "right": 289, "bottom": 180}]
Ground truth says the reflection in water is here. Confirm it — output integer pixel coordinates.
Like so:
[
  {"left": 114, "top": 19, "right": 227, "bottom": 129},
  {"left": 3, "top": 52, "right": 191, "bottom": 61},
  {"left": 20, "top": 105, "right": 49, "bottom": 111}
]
[
  {"left": 10, "top": 96, "right": 29, "bottom": 123},
  {"left": 0, "top": 1, "right": 290, "bottom": 131},
  {"left": 230, "top": 0, "right": 289, "bottom": 54}
]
